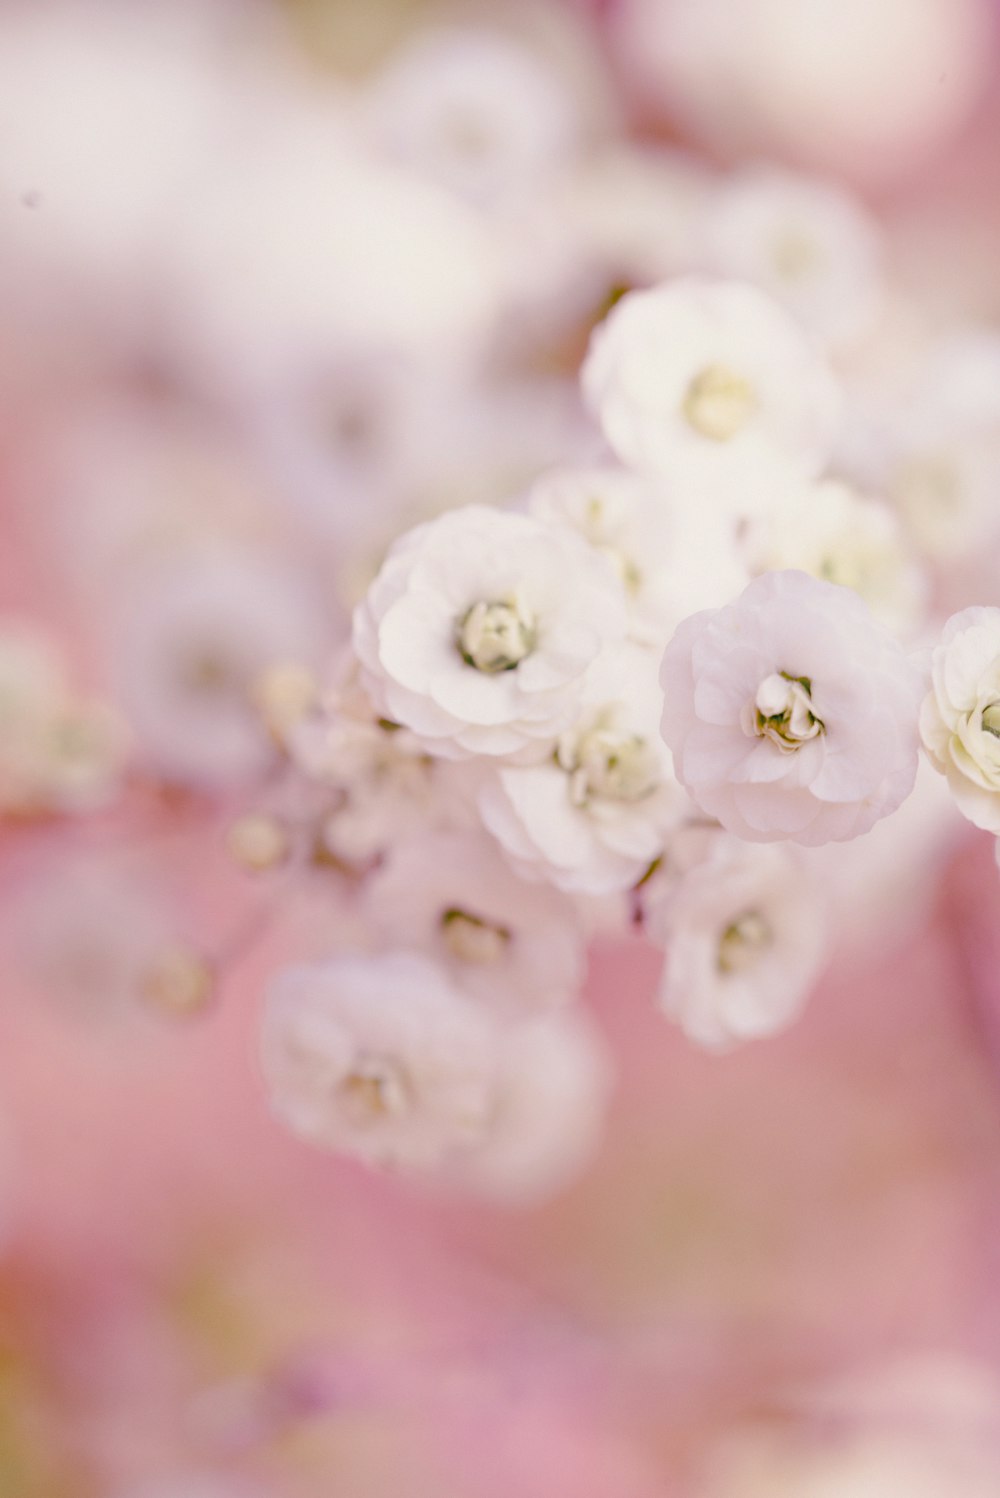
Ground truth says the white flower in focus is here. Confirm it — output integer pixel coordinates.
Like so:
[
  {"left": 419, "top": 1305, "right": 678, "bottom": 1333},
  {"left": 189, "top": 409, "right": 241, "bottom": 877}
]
[
  {"left": 646, "top": 837, "right": 826, "bottom": 1049},
  {"left": 582, "top": 277, "right": 841, "bottom": 492},
  {"left": 741, "top": 479, "right": 926, "bottom": 637},
  {"left": 366, "top": 27, "right": 579, "bottom": 209},
  {"left": 0, "top": 623, "right": 126, "bottom": 817},
  {"left": 919, "top": 606, "right": 1000, "bottom": 833},
  {"left": 660, "top": 570, "right": 922, "bottom": 844},
  {"left": 479, "top": 644, "right": 685, "bottom": 893},
  {"left": 702, "top": 167, "right": 883, "bottom": 347},
  {"left": 453, "top": 1007, "right": 613, "bottom": 1203},
  {"left": 261, "top": 952, "right": 501, "bottom": 1173},
  {"left": 113, "top": 551, "right": 327, "bottom": 789},
  {"left": 365, "top": 829, "right": 585, "bottom": 1011},
  {"left": 352, "top": 504, "right": 628, "bottom": 760}
]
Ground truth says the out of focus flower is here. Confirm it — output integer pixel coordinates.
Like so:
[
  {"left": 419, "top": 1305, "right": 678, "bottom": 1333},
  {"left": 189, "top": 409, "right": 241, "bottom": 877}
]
[
  {"left": 741, "top": 479, "right": 926, "bottom": 637},
  {"left": 920, "top": 606, "right": 1000, "bottom": 833},
  {"left": 582, "top": 278, "right": 841, "bottom": 492},
  {"left": 479, "top": 644, "right": 684, "bottom": 893},
  {"left": 116, "top": 1477, "right": 263, "bottom": 1498},
  {"left": 365, "top": 829, "right": 585, "bottom": 1011},
  {"left": 702, "top": 166, "right": 883, "bottom": 348},
  {"left": 112, "top": 550, "right": 327, "bottom": 789},
  {"left": 260, "top": 950, "right": 611, "bottom": 1197},
  {"left": 660, "top": 570, "right": 922, "bottom": 844},
  {"left": 365, "top": 26, "right": 579, "bottom": 209},
  {"left": 352, "top": 504, "right": 627, "bottom": 760},
  {"left": 646, "top": 836, "right": 826, "bottom": 1048},
  {"left": 0, "top": 622, "right": 126, "bottom": 817}
]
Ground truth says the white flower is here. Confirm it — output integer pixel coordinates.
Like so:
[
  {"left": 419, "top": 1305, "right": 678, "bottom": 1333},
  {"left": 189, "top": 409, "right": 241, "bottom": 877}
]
[
  {"left": 527, "top": 464, "right": 748, "bottom": 650},
  {"left": 660, "top": 570, "right": 922, "bottom": 845},
  {"left": 261, "top": 952, "right": 501, "bottom": 1173},
  {"left": 581, "top": 277, "right": 841, "bottom": 492},
  {"left": 352, "top": 504, "right": 627, "bottom": 760},
  {"left": 365, "top": 26, "right": 579, "bottom": 210},
  {"left": 451, "top": 1007, "right": 613, "bottom": 1203},
  {"left": 741, "top": 478, "right": 926, "bottom": 637},
  {"left": 646, "top": 836, "right": 826, "bottom": 1049},
  {"left": 919, "top": 606, "right": 1000, "bottom": 833},
  {"left": 0, "top": 622, "right": 126, "bottom": 817},
  {"left": 479, "top": 644, "right": 686, "bottom": 893},
  {"left": 260, "top": 951, "right": 612, "bottom": 1196},
  {"left": 364, "top": 829, "right": 585, "bottom": 1011},
  {"left": 112, "top": 550, "right": 327, "bottom": 788},
  {"left": 702, "top": 167, "right": 883, "bottom": 347}
]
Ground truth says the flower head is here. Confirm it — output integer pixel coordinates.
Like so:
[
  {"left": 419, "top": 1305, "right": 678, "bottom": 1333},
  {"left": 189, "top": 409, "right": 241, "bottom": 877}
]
[
  {"left": 582, "top": 277, "right": 841, "bottom": 491},
  {"left": 352, "top": 505, "right": 628, "bottom": 760},
  {"left": 920, "top": 606, "right": 1000, "bottom": 833},
  {"left": 660, "top": 570, "right": 922, "bottom": 844}
]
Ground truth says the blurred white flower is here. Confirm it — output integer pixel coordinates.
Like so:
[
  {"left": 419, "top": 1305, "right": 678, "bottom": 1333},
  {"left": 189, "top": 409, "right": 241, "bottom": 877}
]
[
  {"left": 0, "top": 622, "right": 126, "bottom": 817},
  {"left": 352, "top": 504, "right": 627, "bottom": 760},
  {"left": 365, "top": 26, "right": 580, "bottom": 209},
  {"left": 647, "top": 836, "right": 826, "bottom": 1049},
  {"left": 582, "top": 277, "right": 841, "bottom": 493},
  {"left": 479, "top": 644, "right": 685, "bottom": 893},
  {"left": 112, "top": 550, "right": 327, "bottom": 788},
  {"left": 741, "top": 478, "right": 926, "bottom": 637},
  {"left": 660, "top": 570, "right": 922, "bottom": 844},
  {"left": 702, "top": 166, "right": 883, "bottom": 347},
  {"left": 920, "top": 606, "right": 1000, "bottom": 833},
  {"left": 451, "top": 1006, "right": 612, "bottom": 1203},
  {"left": 365, "top": 829, "right": 585, "bottom": 1011}
]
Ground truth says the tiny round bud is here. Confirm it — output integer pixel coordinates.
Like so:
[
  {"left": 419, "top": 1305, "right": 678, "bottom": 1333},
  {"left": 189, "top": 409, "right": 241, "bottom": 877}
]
[
  {"left": 252, "top": 662, "right": 319, "bottom": 745},
  {"left": 140, "top": 947, "right": 214, "bottom": 1018},
  {"left": 227, "top": 812, "right": 290, "bottom": 872}
]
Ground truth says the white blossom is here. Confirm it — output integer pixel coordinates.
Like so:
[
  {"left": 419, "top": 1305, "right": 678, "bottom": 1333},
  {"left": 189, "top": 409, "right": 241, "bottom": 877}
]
[
  {"left": 352, "top": 504, "right": 628, "bottom": 760},
  {"left": 581, "top": 276, "right": 842, "bottom": 493},
  {"left": 660, "top": 570, "right": 923, "bottom": 845},
  {"left": 646, "top": 836, "right": 826, "bottom": 1049},
  {"left": 919, "top": 606, "right": 1000, "bottom": 833},
  {"left": 364, "top": 829, "right": 585, "bottom": 1011},
  {"left": 479, "top": 644, "right": 686, "bottom": 893}
]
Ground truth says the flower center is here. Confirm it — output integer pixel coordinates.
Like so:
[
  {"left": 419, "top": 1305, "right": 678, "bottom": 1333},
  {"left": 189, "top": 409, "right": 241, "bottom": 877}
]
[
  {"left": 718, "top": 910, "right": 773, "bottom": 974},
  {"left": 440, "top": 908, "right": 511, "bottom": 965},
  {"left": 754, "top": 672, "right": 823, "bottom": 752},
  {"left": 338, "top": 1055, "right": 409, "bottom": 1125},
  {"left": 770, "top": 226, "right": 821, "bottom": 282},
  {"left": 682, "top": 364, "right": 757, "bottom": 443},
  {"left": 458, "top": 598, "right": 535, "bottom": 673},
  {"left": 982, "top": 703, "right": 1000, "bottom": 739},
  {"left": 558, "top": 720, "right": 660, "bottom": 806}
]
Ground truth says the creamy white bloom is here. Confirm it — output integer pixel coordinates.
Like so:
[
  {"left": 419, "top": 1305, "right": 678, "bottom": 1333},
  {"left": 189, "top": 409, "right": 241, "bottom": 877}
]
[
  {"left": 741, "top": 478, "right": 926, "bottom": 637},
  {"left": 451, "top": 1007, "right": 613, "bottom": 1203},
  {"left": 352, "top": 504, "right": 628, "bottom": 760},
  {"left": 366, "top": 26, "right": 579, "bottom": 210},
  {"left": 365, "top": 829, "right": 585, "bottom": 1011},
  {"left": 0, "top": 622, "right": 126, "bottom": 817},
  {"left": 479, "top": 644, "right": 686, "bottom": 893},
  {"left": 702, "top": 167, "right": 883, "bottom": 347},
  {"left": 261, "top": 952, "right": 501, "bottom": 1173},
  {"left": 113, "top": 550, "right": 326, "bottom": 788},
  {"left": 261, "top": 951, "right": 611, "bottom": 1196},
  {"left": 646, "top": 836, "right": 826, "bottom": 1049},
  {"left": 660, "top": 570, "right": 922, "bottom": 844},
  {"left": 919, "top": 606, "right": 1000, "bottom": 833},
  {"left": 582, "top": 277, "right": 842, "bottom": 492}
]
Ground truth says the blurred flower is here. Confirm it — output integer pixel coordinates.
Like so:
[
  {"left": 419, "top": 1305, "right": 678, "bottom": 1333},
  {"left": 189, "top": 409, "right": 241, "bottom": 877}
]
[
  {"left": 646, "top": 835, "right": 826, "bottom": 1048},
  {"left": 582, "top": 277, "right": 841, "bottom": 493},
  {"left": 352, "top": 504, "right": 627, "bottom": 760},
  {"left": 920, "top": 605, "right": 1000, "bottom": 833},
  {"left": 364, "top": 828, "right": 585, "bottom": 1012},
  {"left": 660, "top": 570, "right": 922, "bottom": 843}
]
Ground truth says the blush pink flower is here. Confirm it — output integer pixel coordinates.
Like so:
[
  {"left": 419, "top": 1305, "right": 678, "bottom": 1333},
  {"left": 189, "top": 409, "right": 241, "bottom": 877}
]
[{"left": 660, "top": 570, "right": 922, "bottom": 845}]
